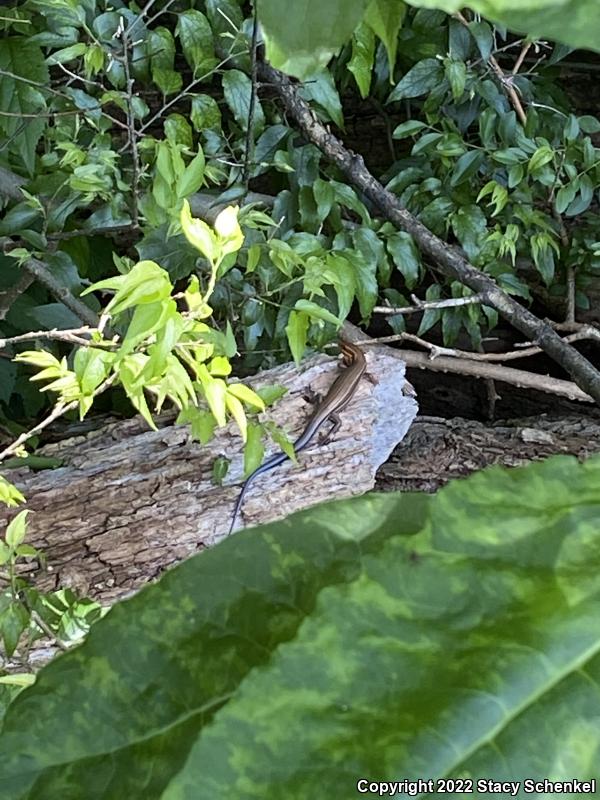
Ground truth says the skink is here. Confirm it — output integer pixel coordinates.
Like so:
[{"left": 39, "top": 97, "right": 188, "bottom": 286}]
[{"left": 228, "top": 340, "right": 366, "bottom": 534}]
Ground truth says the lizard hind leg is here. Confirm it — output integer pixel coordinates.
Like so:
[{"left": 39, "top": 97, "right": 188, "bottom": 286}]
[{"left": 318, "top": 412, "right": 341, "bottom": 446}]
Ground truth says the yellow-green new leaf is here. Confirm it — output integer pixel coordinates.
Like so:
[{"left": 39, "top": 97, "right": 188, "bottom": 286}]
[
  {"left": 13, "top": 351, "right": 62, "bottom": 370},
  {"left": 226, "top": 392, "right": 247, "bottom": 442},
  {"left": 180, "top": 200, "right": 217, "bottom": 262},
  {"left": 227, "top": 383, "right": 265, "bottom": 412},
  {"left": 208, "top": 356, "right": 232, "bottom": 377},
  {"left": 0, "top": 477, "right": 25, "bottom": 508},
  {"left": 214, "top": 205, "right": 244, "bottom": 257},
  {"left": 5, "top": 509, "right": 29, "bottom": 548},
  {"left": 197, "top": 366, "right": 227, "bottom": 427}
]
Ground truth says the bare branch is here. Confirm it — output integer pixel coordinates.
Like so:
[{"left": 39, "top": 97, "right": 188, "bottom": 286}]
[
  {"left": 0, "top": 327, "right": 116, "bottom": 351},
  {"left": 374, "top": 293, "right": 486, "bottom": 316},
  {"left": 358, "top": 337, "right": 593, "bottom": 403},
  {"left": 0, "top": 272, "right": 34, "bottom": 322},
  {"left": 21, "top": 258, "right": 99, "bottom": 328},
  {"left": 390, "top": 328, "right": 600, "bottom": 363}
]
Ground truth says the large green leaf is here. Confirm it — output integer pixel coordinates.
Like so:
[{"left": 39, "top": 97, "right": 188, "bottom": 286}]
[
  {"left": 259, "top": 0, "right": 600, "bottom": 80},
  {"left": 2, "top": 455, "right": 600, "bottom": 797},
  {"left": 406, "top": 0, "right": 600, "bottom": 54},
  {"left": 0, "top": 39, "right": 48, "bottom": 173},
  {"left": 259, "top": 0, "right": 369, "bottom": 79}
]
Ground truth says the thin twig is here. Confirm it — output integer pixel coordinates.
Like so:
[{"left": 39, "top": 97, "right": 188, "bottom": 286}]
[
  {"left": 29, "top": 610, "right": 69, "bottom": 652},
  {"left": 0, "top": 374, "right": 116, "bottom": 464},
  {"left": 512, "top": 42, "right": 532, "bottom": 75},
  {"left": 0, "top": 109, "right": 82, "bottom": 119},
  {"left": 374, "top": 293, "right": 486, "bottom": 316},
  {"left": 454, "top": 12, "right": 527, "bottom": 126},
  {"left": 357, "top": 336, "right": 592, "bottom": 403},
  {"left": 0, "top": 327, "right": 116, "bottom": 351},
  {"left": 0, "top": 273, "right": 34, "bottom": 321},
  {"left": 389, "top": 328, "right": 600, "bottom": 362},
  {"left": 137, "top": 51, "right": 247, "bottom": 139}
]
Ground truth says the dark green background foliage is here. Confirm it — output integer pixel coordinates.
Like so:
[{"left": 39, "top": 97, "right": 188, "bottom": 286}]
[
  {"left": 1, "top": 454, "right": 599, "bottom": 797},
  {"left": 2, "top": 0, "right": 600, "bottom": 424}
]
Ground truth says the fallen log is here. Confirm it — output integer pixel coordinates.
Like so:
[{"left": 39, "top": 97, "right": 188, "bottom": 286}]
[{"left": 0, "top": 344, "right": 417, "bottom": 605}]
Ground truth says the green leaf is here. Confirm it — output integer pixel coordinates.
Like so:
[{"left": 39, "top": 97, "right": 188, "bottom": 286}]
[
  {"left": 324, "top": 253, "right": 356, "bottom": 320},
  {"left": 264, "top": 421, "right": 297, "bottom": 462},
  {"left": 527, "top": 144, "right": 555, "bottom": 174},
  {"left": 451, "top": 205, "right": 487, "bottom": 261},
  {"left": 164, "top": 114, "right": 193, "bottom": 149},
  {"left": 227, "top": 383, "right": 265, "bottom": 412},
  {"left": 5, "top": 510, "right": 29, "bottom": 548},
  {"left": 198, "top": 368, "right": 227, "bottom": 428},
  {"left": 45, "top": 43, "right": 86, "bottom": 65},
  {"left": 555, "top": 182, "right": 577, "bottom": 215},
  {"left": 313, "top": 178, "right": 334, "bottom": 221},
  {"left": 136, "top": 224, "right": 199, "bottom": 282},
  {"left": 0, "top": 601, "right": 29, "bottom": 658},
  {"left": 175, "top": 10, "right": 217, "bottom": 76},
  {"left": 225, "top": 392, "right": 247, "bottom": 442},
  {"left": 450, "top": 150, "right": 484, "bottom": 187},
  {"left": 222, "top": 70, "right": 265, "bottom": 135},
  {"left": 255, "top": 385, "right": 288, "bottom": 407},
  {"left": 243, "top": 422, "right": 264, "bottom": 476},
  {"left": 176, "top": 150, "right": 206, "bottom": 199},
  {"left": 0, "top": 478, "right": 25, "bottom": 509},
  {"left": 149, "top": 28, "right": 182, "bottom": 96},
  {"left": 491, "top": 147, "right": 526, "bottom": 165},
  {"left": 285, "top": 309, "right": 309, "bottom": 365},
  {"left": 259, "top": 0, "right": 367, "bottom": 79},
  {"left": 392, "top": 119, "right": 427, "bottom": 139},
  {"left": 86, "top": 261, "right": 172, "bottom": 317},
  {"left": 73, "top": 347, "right": 112, "bottom": 397},
  {"left": 507, "top": 163, "right": 524, "bottom": 188},
  {"left": 347, "top": 22, "right": 375, "bottom": 98},
  {"left": 363, "top": 0, "right": 406, "bottom": 76},
  {"left": 293, "top": 299, "right": 341, "bottom": 327},
  {"left": 177, "top": 407, "right": 216, "bottom": 444},
  {"left": 565, "top": 175, "right": 594, "bottom": 217},
  {"left": 298, "top": 70, "right": 344, "bottom": 129},
  {"left": 0, "top": 39, "right": 48, "bottom": 173},
  {"left": 190, "top": 94, "right": 222, "bottom": 132},
  {"left": 329, "top": 180, "right": 370, "bottom": 224},
  {"left": 386, "top": 231, "right": 421, "bottom": 288},
  {"left": 347, "top": 249, "right": 378, "bottom": 319},
  {"left": 211, "top": 456, "right": 230, "bottom": 487},
  {"left": 469, "top": 20, "right": 493, "bottom": 61},
  {"left": 4, "top": 455, "right": 600, "bottom": 795},
  {"left": 579, "top": 115, "right": 600, "bottom": 134},
  {"left": 180, "top": 200, "right": 217, "bottom": 262},
  {"left": 411, "top": 131, "right": 443, "bottom": 155},
  {"left": 445, "top": 58, "right": 467, "bottom": 101},
  {"left": 388, "top": 58, "right": 444, "bottom": 102}
]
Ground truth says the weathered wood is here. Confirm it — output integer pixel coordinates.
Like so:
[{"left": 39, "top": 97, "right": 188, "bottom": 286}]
[
  {"left": 0, "top": 346, "right": 417, "bottom": 605},
  {"left": 377, "top": 413, "right": 600, "bottom": 493}
]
